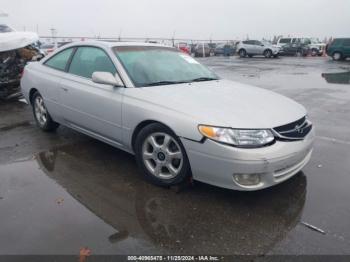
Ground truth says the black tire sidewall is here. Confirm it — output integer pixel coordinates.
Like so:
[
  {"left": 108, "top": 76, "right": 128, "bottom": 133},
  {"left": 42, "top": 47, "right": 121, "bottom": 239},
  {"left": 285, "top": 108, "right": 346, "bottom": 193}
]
[
  {"left": 134, "top": 123, "right": 191, "bottom": 187},
  {"left": 239, "top": 49, "right": 246, "bottom": 58}
]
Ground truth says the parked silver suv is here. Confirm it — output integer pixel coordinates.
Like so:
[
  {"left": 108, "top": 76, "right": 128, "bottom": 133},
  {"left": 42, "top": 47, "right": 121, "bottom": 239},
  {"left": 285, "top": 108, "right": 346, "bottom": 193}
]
[{"left": 237, "top": 40, "right": 280, "bottom": 58}]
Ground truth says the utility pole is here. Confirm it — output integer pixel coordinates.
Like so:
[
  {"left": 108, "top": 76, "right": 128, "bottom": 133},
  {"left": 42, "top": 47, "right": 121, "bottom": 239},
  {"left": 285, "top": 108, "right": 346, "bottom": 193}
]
[
  {"left": 118, "top": 29, "right": 122, "bottom": 42},
  {"left": 172, "top": 30, "right": 176, "bottom": 47},
  {"left": 50, "top": 27, "right": 57, "bottom": 48}
]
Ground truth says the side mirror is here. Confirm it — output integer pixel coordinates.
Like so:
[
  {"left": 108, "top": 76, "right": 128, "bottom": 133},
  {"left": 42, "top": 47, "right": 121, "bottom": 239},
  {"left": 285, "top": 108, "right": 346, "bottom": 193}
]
[{"left": 92, "top": 72, "right": 123, "bottom": 87}]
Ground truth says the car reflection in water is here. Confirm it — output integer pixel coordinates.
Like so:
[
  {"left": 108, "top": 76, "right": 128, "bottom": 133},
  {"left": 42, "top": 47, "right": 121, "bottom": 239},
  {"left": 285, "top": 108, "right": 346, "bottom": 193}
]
[
  {"left": 322, "top": 71, "right": 350, "bottom": 84},
  {"left": 36, "top": 141, "right": 307, "bottom": 255}
]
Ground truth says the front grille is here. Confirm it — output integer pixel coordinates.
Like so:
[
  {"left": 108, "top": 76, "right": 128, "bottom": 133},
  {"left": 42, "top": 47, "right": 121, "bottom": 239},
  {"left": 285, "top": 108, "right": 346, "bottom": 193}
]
[{"left": 273, "top": 116, "right": 312, "bottom": 140}]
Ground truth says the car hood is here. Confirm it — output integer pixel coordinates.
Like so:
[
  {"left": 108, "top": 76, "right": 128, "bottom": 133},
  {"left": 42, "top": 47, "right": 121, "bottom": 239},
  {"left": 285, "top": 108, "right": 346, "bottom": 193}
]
[{"left": 134, "top": 80, "right": 306, "bottom": 129}]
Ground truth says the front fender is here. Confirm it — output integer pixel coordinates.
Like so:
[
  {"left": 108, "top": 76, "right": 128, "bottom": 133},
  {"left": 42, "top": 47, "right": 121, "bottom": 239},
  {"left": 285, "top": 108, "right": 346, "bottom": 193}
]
[{"left": 121, "top": 94, "right": 203, "bottom": 150}]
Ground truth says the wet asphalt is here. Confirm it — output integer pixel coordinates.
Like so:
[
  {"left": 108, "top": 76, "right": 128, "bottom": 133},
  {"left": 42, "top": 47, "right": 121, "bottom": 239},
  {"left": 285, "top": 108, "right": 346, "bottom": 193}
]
[{"left": 0, "top": 56, "right": 350, "bottom": 255}]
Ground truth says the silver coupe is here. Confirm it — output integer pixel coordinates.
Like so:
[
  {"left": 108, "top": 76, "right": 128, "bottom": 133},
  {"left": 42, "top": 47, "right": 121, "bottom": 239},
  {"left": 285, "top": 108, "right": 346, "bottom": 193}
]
[{"left": 21, "top": 41, "right": 314, "bottom": 191}]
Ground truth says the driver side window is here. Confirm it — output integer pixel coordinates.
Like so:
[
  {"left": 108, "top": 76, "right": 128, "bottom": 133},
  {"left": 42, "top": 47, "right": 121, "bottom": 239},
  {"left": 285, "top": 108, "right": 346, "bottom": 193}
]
[{"left": 68, "top": 47, "right": 117, "bottom": 79}]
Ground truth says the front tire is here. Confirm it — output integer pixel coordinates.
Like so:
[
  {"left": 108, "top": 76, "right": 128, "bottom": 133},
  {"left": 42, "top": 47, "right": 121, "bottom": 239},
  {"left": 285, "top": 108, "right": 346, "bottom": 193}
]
[
  {"left": 264, "top": 49, "right": 272, "bottom": 58},
  {"left": 332, "top": 52, "right": 343, "bottom": 61},
  {"left": 32, "top": 91, "right": 59, "bottom": 132},
  {"left": 135, "top": 123, "right": 191, "bottom": 187},
  {"left": 239, "top": 49, "right": 247, "bottom": 58}
]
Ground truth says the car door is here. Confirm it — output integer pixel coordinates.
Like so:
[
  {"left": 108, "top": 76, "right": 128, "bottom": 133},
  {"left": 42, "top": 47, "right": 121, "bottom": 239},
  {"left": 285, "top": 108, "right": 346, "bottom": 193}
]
[
  {"left": 59, "top": 46, "right": 124, "bottom": 145},
  {"left": 283, "top": 43, "right": 295, "bottom": 55},
  {"left": 254, "top": 41, "right": 265, "bottom": 55},
  {"left": 244, "top": 41, "right": 255, "bottom": 54},
  {"left": 39, "top": 47, "right": 76, "bottom": 123},
  {"left": 343, "top": 39, "right": 350, "bottom": 56}
]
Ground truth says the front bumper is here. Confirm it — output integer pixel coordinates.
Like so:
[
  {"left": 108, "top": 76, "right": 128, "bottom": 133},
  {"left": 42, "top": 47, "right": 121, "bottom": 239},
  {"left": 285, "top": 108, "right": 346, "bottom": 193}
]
[{"left": 181, "top": 128, "right": 314, "bottom": 191}]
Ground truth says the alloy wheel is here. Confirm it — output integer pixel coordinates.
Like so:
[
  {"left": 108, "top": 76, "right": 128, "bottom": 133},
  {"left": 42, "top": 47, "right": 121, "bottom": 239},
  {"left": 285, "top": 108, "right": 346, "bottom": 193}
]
[
  {"left": 265, "top": 50, "right": 272, "bottom": 58},
  {"left": 333, "top": 52, "right": 341, "bottom": 61},
  {"left": 142, "top": 132, "right": 183, "bottom": 179},
  {"left": 34, "top": 96, "right": 48, "bottom": 126}
]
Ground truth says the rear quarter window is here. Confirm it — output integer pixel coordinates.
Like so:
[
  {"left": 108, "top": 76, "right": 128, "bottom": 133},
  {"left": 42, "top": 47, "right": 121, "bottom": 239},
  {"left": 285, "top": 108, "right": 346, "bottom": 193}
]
[
  {"left": 44, "top": 48, "right": 74, "bottom": 71},
  {"left": 243, "top": 40, "right": 254, "bottom": 45},
  {"left": 68, "top": 46, "right": 116, "bottom": 79}
]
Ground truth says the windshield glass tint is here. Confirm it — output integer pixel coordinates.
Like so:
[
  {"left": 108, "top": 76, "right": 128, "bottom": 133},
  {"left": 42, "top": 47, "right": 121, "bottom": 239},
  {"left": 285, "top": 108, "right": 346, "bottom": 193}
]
[
  {"left": 113, "top": 46, "right": 218, "bottom": 87},
  {"left": 279, "top": 38, "right": 291, "bottom": 43}
]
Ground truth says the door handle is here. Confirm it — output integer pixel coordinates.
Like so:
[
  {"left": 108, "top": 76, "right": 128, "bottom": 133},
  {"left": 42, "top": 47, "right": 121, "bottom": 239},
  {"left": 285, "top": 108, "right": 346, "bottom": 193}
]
[{"left": 61, "top": 87, "right": 68, "bottom": 92}]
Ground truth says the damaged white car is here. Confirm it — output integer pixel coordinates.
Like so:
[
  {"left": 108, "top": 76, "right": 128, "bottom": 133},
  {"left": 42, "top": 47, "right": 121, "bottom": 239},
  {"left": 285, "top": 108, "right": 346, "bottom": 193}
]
[{"left": 0, "top": 25, "right": 44, "bottom": 100}]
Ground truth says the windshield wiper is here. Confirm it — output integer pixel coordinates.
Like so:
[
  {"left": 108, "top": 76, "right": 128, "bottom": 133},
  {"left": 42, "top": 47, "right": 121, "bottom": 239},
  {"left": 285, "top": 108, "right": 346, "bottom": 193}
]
[
  {"left": 143, "top": 77, "right": 218, "bottom": 87},
  {"left": 190, "top": 77, "right": 219, "bottom": 82},
  {"left": 144, "top": 80, "right": 188, "bottom": 87}
]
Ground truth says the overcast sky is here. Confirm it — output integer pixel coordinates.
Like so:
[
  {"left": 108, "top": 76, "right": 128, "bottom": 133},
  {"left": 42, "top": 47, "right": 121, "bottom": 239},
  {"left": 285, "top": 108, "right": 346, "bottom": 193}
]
[{"left": 1, "top": 0, "right": 349, "bottom": 40}]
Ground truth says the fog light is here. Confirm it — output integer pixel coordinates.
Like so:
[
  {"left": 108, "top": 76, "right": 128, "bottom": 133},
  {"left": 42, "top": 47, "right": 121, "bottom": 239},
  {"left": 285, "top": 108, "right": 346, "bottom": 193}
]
[{"left": 233, "top": 173, "right": 261, "bottom": 186}]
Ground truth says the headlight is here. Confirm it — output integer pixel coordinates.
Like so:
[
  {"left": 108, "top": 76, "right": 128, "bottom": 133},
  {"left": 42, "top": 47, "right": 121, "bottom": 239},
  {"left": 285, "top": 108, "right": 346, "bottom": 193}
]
[{"left": 198, "top": 125, "right": 275, "bottom": 148}]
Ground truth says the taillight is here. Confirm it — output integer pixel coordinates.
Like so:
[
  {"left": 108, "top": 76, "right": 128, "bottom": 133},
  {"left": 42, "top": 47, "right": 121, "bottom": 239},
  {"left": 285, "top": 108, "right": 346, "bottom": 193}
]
[{"left": 326, "top": 40, "right": 334, "bottom": 52}]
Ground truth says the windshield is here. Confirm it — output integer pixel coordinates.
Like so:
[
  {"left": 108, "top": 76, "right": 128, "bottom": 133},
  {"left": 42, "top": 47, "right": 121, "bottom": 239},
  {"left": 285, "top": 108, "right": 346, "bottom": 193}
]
[
  {"left": 114, "top": 46, "right": 218, "bottom": 87},
  {"left": 279, "top": 38, "right": 291, "bottom": 44}
]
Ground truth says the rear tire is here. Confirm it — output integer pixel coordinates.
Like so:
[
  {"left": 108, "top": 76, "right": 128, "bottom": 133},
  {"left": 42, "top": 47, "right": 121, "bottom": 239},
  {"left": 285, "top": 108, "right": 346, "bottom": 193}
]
[
  {"left": 135, "top": 123, "right": 191, "bottom": 187},
  {"left": 32, "top": 91, "right": 59, "bottom": 132},
  {"left": 311, "top": 48, "right": 318, "bottom": 56}
]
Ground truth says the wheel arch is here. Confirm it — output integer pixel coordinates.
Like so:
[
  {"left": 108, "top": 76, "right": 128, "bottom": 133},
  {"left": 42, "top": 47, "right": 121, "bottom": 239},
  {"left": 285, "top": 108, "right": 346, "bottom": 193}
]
[
  {"left": 131, "top": 120, "right": 178, "bottom": 152},
  {"left": 29, "top": 88, "right": 39, "bottom": 105},
  {"left": 332, "top": 50, "right": 343, "bottom": 56}
]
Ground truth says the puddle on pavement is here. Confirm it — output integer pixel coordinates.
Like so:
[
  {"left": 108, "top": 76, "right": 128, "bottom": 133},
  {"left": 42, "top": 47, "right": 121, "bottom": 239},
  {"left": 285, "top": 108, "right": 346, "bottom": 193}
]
[{"left": 0, "top": 141, "right": 307, "bottom": 254}]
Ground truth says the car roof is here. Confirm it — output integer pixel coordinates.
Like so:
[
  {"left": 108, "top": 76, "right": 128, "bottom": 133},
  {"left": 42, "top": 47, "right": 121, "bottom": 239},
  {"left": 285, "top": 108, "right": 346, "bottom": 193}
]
[
  {"left": 40, "top": 40, "right": 176, "bottom": 63},
  {"left": 62, "top": 40, "right": 171, "bottom": 49}
]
